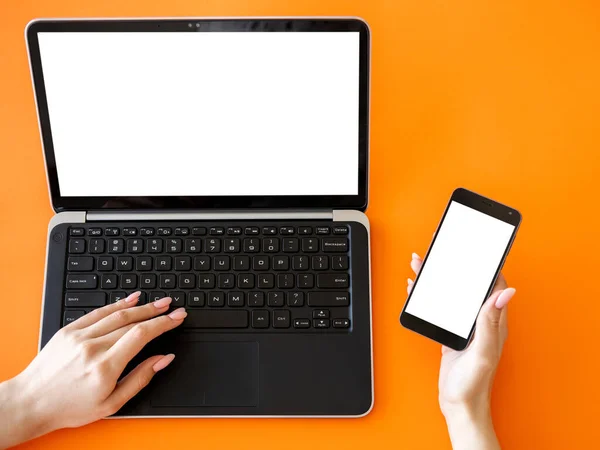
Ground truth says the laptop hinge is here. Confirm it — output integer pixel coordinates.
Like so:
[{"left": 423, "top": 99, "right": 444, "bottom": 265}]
[{"left": 85, "top": 210, "right": 334, "bottom": 222}]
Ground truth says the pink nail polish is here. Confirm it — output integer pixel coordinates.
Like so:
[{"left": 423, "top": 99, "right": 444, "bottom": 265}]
[
  {"left": 412, "top": 253, "right": 420, "bottom": 260},
  {"left": 495, "top": 288, "right": 516, "bottom": 309},
  {"left": 168, "top": 308, "right": 187, "bottom": 320},
  {"left": 125, "top": 291, "right": 141, "bottom": 303},
  {"left": 152, "top": 354, "right": 175, "bottom": 372},
  {"left": 153, "top": 297, "right": 172, "bottom": 308}
]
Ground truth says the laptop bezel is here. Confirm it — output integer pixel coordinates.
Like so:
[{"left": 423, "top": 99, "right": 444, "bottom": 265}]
[{"left": 26, "top": 18, "right": 370, "bottom": 213}]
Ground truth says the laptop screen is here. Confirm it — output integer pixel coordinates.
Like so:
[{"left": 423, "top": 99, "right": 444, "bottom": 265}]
[{"left": 36, "top": 31, "right": 360, "bottom": 198}]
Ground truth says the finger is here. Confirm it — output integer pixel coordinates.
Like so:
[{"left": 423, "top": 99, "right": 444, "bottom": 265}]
[
  {"left": 102, "top": 354, "right": 175, "bottom": 416},
  {"left": 85, "top": 297, "right": 172, "bottom": 338},
  {"left": 66, "top": 292, "right": 141, "bottom": 330},
  {"left": 100, "top": 322, "right": 136, "bottom": 347},
  {"left": 441, "top": 345, "right": 453, "bottom": 354},
  {"left": 492, "top": 273, "right": 508, "bottom": 293},
  {"left": 407, "top": 278, "right": 414, "bottom": 295},
  {"left": 472, "top": 288, "right": 516, "bottom": 353},
  {"left": 108, "top": 308, "right": 187, "bottom": 370},
  {"left": 410, "top": 253, "right": 423, "bottom": 276}
]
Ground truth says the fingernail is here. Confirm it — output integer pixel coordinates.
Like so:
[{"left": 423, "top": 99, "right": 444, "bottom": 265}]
[
  {"left": 168, "top": 308, "right": 187, "bottom": 320},
  {"left": 152, "top": 354, "right": 175, "bottom": 372},
  {"left": 125, "top": 291, "right": 141, "bottom": 303},
  {"left": 412, "top": 253, "right": 420, "bottom": 260},
  {"left": 407, "top": 278, "right": 414, "bottom": 285},
  {"left": 495, "top": 288, "right": 516, "bottom": 309},
  {"left": 153, "top": 297, "right": 172, "bottom": 309}
]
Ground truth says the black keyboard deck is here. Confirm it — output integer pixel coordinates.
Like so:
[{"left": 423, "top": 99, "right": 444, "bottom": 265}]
[{"left": 62, "top": 222, "right": 353, "bottom": 332}]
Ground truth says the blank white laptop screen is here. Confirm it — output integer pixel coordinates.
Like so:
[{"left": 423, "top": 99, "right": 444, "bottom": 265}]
[{"left": 37, "top": 32, "right": 361, "bottom": 197}]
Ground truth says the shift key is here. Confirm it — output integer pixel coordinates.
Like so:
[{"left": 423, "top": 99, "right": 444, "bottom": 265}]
[
  {"left": 65, "top": 292, "right": 106, "bottom": 307},
  {"left": 66, "top": 274, "right": 98, "bottom": 289}
]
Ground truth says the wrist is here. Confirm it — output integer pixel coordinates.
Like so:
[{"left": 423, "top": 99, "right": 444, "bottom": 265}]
[{"left": 443, "top": 401, "right": 500, "bottom": 450}]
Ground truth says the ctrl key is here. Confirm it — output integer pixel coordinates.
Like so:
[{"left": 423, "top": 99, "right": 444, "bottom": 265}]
[{"left": 63, "top": 310, "right": 85, "bottom": 326}]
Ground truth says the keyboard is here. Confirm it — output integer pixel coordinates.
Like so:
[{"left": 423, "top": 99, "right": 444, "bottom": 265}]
[{"left": 62, "top": 222, "right": 352, "bottom": 332}]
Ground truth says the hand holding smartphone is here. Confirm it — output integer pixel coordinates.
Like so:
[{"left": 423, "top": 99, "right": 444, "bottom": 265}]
[{"left": 400, "top": 188, "right": 521, "bottom": 350}]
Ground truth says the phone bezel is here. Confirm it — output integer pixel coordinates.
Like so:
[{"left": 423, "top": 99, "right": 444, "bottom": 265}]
[{"left": 399, "top": 187, "right": 522, "bottom": 350}]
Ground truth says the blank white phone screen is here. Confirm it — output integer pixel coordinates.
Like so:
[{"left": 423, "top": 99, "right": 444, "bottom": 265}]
[
  {"left": 36, "top": 32, "right": 360, "bottom": 197},
  {"left": 405, "top": 201, "right": 515, "bottom": 338}
]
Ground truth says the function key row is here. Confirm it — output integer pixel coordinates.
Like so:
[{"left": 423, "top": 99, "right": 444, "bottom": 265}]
[{"left": 70, "top": 225, "right": 349, "bottom": 237}]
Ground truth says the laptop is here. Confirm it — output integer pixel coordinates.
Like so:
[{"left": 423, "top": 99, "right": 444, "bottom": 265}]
[{"left": 26, "top": 18, "right": 372, "bottom": 417}]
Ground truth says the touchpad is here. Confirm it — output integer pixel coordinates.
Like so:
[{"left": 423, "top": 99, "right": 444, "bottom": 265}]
[{"left": 150, "top": 342, "right": 259, "bottom": 407}]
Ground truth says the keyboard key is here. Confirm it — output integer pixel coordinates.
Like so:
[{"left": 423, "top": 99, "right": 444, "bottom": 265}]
[
  {"left": 185, "top": 238, "right": 201, "bottom": 253},
  {"left": 88, "top": 228, "right": 102, "bottom": 236},
  {"left": 117, "top": 256, "right": 133, "bottom": 271},
  {"left": 174, "top": 256, "right": 191, "bottom": 271},
  {"left": 192, "top": 227, "right": 207, "bottom": 236},
  {"left": 120, "top": 274, "right": 137, "bottom": 289},
  {"left": 253, "top": 255, "right": 269, "bottom": 271},
  {"left": 69, "top": 239, "right": 86, "bottom": 254},
  {"left": 282, "top": 238, "right": 299, "bottom": 253},
  {"left": 294, "top": 319, "right": 310, "bottom": 328},
  {"left": 224, "top": 238, "right": 240, "bottom": 253},
  {"left": 208, "top": 292, "right": 225, "bottom": 307},
  {"left": 68, "top": 256, "right": 93, "bottom": 272},
  {"left": 69, "top": 228, "right": 84, "bottom": 236},
  {"left": 244, "top": 227, "right": 259, "bottom": 235},
  {"left": 89, "top": 238, "right": 105, "bottom": 254},
  {"left": 140, "top": 227, "right": 155, "bottom": 236},
  {"left": 238, "top": 273, "right": 255, "bottom": 288},
  {"left": 150, "top": 291, "right": 166, "bottom": 302},
  {"left": 317, "top": 273, "right": 349, "bottom": 288},
  {"left": 169, "top": 291, "right": 185, "bottom": 307},
  {"left": 205, "top": 238, "right": 221, "bottom": 253},
  {"left": 298, "top": 227, "right": 312, "bottom": 235},
  {"left": 252, "top": 310, "right": 269, "bottom": 328},
  {"left": 332, "top": 255, "right": 349, "bottom": 270},
  {"left": 125, "top": 238, "right": 142, "bottom": 253},
  {"left": 301, "top": 238, "right": 318, "bottom": 252},
  {"left": 228, "top": 292, "right": 244, "bottom": 307},
  {"left": 316, "top": 227, "right": 330, "bottom": 235},
  {"left": 136, "top": 256, "right": 152, "bottom": 271},
  {"left": 313, "top": 309, "right": 330, "bottom": 319},
  {"left": 313, "top": 319, "right": 330, "bottom": 329},
  {"left": 140, "top": 274, "right": 157, "bottom": 289},
  {"left": 233, "top": 255, "right": 250, "bottom": 271},
  {"left": 322, "top": 238, "right": 348, "bottom": 253},
  {"left": 312, "top": 255, "right": 329, "bottom": 270},
  {"left": 193, "top": 256, "right": 210, "bottom": 271},
  {"left": 214, "top": 255, "right": 230, "bottom": 271},
  {"left": 279, "top": 226, "right": 295, "bottom": 235},
  {"left": 209, "top": 227, "right": 224, "bottom": 236},
  {"left": 65, "top": 292, "right": 105, "bottom": 307},
  {"left": 123, "top": 228, "right": 137, "bottom": 236},
  {"left": 155, "top": 255, "right": 172, "bottom": 271},
  {"left": 66, "top": 274, "right": 97, "bottom": 289},
  {"left": 166, "top": 239, "right": 182, "bottom": 253},
  {"left": 258, "top": 274, "right": 274, "bottom": 289},
  {"left": 248, "top": 292, "right": 265, "bottom": 307},
  {"left": 227, "top": 227, "right": 242, "bottom": 235},
  {"left": 110, "top": 291, "right": 127, "bottom": 303},
  {"left": 262, "top": 227, "right": 277, "bottom": 235},
  {"left": 179, "top": 273, "right": 196, "bottom": 288},
  {"left": 297, "top": 274, "right": 314, "bottom": 289},
  {"left": 187, "top": 291, "right": 205, "bottom": 307},
  {"left": 108, "top": 238, "right": 124, "bottom": 253},
  {"left": 101, "top": 274, "right": 117, "bottom": 289},
  {"left": 307, "top": 292, "right": 350, "bottom": 307},
  {"left": 277, "top": 274, "right": 294, "bottom": 289},
  {"left": 157, "top": 227, "right": 171, "bottom": 236},
  {"left": 159, "top": 274, "right": 176, "bottom": 289},
  {"left": 198, "top": 274, "right": 216, "bottom": 289},
  {"left": 174, "top": 227, "right": 190, "bottom": 236},
  {"left": 97, "top": 256, "right": 113, "bottom": 271},
  {"left": 273, "top": 310, "right": 290, "bottom": 328},
  {"left": 272, "top": 256, "right": 289, "bottom": 271},
  {"left": 267, "top": 292, "right": 284, "bottom": 307},
  {"left": 218, "top": 274, "right": 235, "bottom": 289},
  {"left": 243, "top": 238, "right": 260, "bottom": 252},
  {"left": 333, "top": 318, "right": 350, "bottom": 328},
  {"left": 333, "top": 226, "right": 349, "bottom": 235},
  {"left": 184, "top": 310, "right": 248, "bottom": 328},
  {"left": 263, "top": 238, "right": 279, "bottom": 253},
  {"left": 287, "top": 292, "right": 304, "bottom": 307},
  {"left": 147, "top": 238, "right": 163, "bottom": 253},
  {"left": 63, "top": 310, "right": 85, "bottom": 326},
  {"left": 292, "top": 255, "right": 309, "bottom": 271},
  {"left": 105, "top": 227, "right": 120, "bottom": 236}
]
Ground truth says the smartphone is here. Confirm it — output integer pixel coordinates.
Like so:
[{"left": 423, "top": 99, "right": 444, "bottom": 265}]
[{"left": 400, "top": 188, "right": 522, "bottom": 350}]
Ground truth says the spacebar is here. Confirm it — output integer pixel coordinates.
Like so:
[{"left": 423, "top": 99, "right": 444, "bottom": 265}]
[{"left": 184, "top": 310, "right": 249, "bottom": 328}]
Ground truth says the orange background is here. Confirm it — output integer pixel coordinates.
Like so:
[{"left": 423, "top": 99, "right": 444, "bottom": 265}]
[{"left": 1, "top": 0, "right": 599, "bottom": 449}]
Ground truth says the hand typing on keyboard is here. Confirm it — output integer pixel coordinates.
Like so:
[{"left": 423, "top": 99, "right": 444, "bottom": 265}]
[{"left": 0, "top": 292, "right": 185, "bottom": 449}]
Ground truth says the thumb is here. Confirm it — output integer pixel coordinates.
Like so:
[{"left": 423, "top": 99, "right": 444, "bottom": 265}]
[
  {"left": 472, "top": 288, "right": 516, "bottom": 352},
  {"left": 102, "top": 354, "right": 175, "bottom": 416}
]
